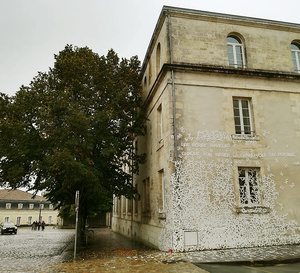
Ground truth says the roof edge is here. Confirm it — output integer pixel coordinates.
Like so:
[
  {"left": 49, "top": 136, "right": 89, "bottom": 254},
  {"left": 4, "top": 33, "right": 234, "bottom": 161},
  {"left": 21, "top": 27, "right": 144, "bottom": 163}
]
[{"left": 162, "top": 5, "right": 300, "bottom": 28}]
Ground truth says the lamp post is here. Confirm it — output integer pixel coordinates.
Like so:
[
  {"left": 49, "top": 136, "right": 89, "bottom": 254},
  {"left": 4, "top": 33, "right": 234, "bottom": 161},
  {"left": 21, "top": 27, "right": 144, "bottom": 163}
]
[
  {"left": 39, "top": 200, "right": 42, "bottom": 222},
  {"left": 74, "top": 190, "right": 80, "bottom": 261}
]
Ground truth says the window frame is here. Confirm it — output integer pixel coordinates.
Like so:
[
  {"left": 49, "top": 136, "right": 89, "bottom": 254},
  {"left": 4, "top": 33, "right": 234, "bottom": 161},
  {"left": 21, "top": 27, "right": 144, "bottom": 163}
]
[
  {"left": 291, "top": 43, "right": 300, "bottom": 73},
  {"left": 233, "top": 98, "right": 254, "bottom": 136},
  {"left": 142, "top": 177, "right": 150, "bottom": 213},
  {"left": 158, "top": 169, "right": 165, "bottom": 212},
  {"left": 157, "top": 103, "right": 163, "bottom": 145},
  {"left": 238, "top": 167, "right": 261, "bottom": 207},
  {"left": 6, "top": 203, "right": 11, "bottom": 210},
  {"left": 227, "top": 35, "right": 246, "bottom": 68}
]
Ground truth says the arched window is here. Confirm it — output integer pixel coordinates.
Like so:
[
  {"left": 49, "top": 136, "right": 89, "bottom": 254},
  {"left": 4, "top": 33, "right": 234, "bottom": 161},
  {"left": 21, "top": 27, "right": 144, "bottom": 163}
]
[
  {"left": 227, "top": 35, "right": 246, "bottom": 68},
  {"left": 156, "top": 43, "right": 161, "bottom": 74},
  {"left": 291, "top": 43, "right": 300, "bottom": 73}
]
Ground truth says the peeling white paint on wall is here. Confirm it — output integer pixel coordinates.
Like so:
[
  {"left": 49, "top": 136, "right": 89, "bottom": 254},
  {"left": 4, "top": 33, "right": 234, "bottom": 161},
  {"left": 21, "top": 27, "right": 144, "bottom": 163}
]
[{"left": 159, "top": 128, "right": 300, "bottom": 251}]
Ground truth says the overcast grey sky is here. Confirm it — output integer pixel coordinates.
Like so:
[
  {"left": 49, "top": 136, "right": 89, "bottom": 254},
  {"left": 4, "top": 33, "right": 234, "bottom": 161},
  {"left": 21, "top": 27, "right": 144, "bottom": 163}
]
[{"left": 1, "top": 0, "right": 300, "bottom": 96}]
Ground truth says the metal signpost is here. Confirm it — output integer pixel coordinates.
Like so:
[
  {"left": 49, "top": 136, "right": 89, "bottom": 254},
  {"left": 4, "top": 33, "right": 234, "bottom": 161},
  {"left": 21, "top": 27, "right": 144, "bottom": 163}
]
[{"left": 74, "top": 190, "right": 79, "bottom": 261}]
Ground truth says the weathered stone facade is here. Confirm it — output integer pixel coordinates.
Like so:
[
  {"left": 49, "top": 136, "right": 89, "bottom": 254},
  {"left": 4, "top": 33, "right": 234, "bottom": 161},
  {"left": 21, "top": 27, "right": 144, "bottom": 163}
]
[{"left": 112, "top": 6, "right": 300, "bottom": 251}]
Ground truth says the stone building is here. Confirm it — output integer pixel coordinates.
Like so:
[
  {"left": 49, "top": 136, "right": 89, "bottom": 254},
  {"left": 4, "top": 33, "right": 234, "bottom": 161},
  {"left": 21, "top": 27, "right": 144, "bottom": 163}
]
[
  {"left": 0, "top": 189, "right": 60, "bottom": 226},
  {"left": 112, "top": 6, "right": 300, "bottom": 251}
]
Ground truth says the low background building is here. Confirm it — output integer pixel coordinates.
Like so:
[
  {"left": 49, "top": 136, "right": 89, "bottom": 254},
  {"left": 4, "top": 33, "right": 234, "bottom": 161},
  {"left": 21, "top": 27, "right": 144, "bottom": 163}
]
[{"left": 0, "top": 189, "right": 61, "bottom": 226}]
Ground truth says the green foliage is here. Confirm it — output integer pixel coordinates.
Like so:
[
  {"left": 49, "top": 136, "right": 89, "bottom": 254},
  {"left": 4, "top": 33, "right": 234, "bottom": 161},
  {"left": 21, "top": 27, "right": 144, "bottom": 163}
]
[{"left": 0, "top": 45, "right": 146, "bottom": 219}]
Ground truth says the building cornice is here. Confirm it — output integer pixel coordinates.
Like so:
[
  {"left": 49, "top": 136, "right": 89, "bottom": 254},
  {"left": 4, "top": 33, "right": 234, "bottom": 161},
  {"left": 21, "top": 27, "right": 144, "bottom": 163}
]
[
  {"left": 166, "top": 63, "right": 300, "bottom": 80},
  {"left": 143, "top": 63, "right": 300, "bottom": 109}
]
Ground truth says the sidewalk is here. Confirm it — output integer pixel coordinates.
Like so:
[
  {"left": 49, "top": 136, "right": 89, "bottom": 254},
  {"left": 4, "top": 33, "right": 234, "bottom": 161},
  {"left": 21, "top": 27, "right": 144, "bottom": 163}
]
[{"left": 50, "top": 228, "right": 300, "bottom": 272}]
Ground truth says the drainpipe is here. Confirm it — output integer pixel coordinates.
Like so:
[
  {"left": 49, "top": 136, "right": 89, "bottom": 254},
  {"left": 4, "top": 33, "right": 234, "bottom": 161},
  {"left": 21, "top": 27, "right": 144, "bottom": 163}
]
[
  {"left": 167, "top": 12, "right": 178, "bottom": 162},
  {"left": 167, "top": 10, "right": 179, "bottom": 253}
]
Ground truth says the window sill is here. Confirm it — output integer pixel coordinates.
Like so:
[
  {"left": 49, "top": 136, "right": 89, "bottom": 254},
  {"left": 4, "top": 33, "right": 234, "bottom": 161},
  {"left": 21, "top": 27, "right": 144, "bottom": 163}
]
[
  {"left": 231, "top": 134, "right": 260, "bottom": 141},
  {"left": 158, "top": 212, "right": 166, "bottom": 219},
  {"left": 236, "top": 206, "right": 270, "bottom": 214},
  {"left": 157, "top": 139, "right": 164, "bottom": 151}
]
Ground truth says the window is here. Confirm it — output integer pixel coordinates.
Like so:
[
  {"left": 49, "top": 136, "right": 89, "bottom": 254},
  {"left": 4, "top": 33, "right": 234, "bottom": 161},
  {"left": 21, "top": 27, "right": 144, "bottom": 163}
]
[
  {"left": 233, "top": 98, "right": 254, "bottom": 135},
  {"left": 291, "top": 43, "right": 300, "bottom": 73},
  {"left": 48, "top": 216, "right": 52, "bottom": 224},
  {"left": 28, "top": 216, "right": 32, "bottom": 225},
  {"left": 4, "top": 217, "right": 9, "bottom": 222},
  {"left": 16, "top": 217, "right": 21, "bottom": 226},
  {"left": 134, "top": 184, "right": 139, "bottom": 214},
  {"left": 149, "top": 60, "right": 152, "bottom": 84},
  {"left": 157, "top": 104, "right": 163, "bottom": 143},
  {"left": 158, "top": 169, "right": 165, "bottom": 212},
  {"left": 6, "top": 203, "right": 11, "bottom": 209},
  {"left": 39, "top": 204, "right": 44, "bottom": 210},
  {"left": 227, "top": 36, "right": 246, "bottom": 68},
  {"left": 156, "top": 43, "right": 161, "bottom": 74},
  {"left": 122, "top": 196, "right": 126, "bottom": 214},
  {"left": 113, "top": 196, "right": 118, "bottom": 214},
  {"left": 18, "top": 203, "right": 23, "bottom": 210},
  {"left": 127, "top": 198, "right": 132, "bottom": 214},
  {"left": 49, "top": 204, "right": 53, "bottom": 210},
  {"left": 238, "top": 167, "right": 260, "bottom": 206},
  {"left": 143, "top": 178, "right": 150, "bottom": 213},
  {"left": 29, "top": 204, "right": 34, "bottom": 209}
]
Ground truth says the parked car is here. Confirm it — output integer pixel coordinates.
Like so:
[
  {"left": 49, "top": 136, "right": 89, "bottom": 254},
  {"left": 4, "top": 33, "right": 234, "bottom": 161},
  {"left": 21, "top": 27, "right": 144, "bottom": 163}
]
[{"left": 0, "top": 222, "right": 18, "bottom": 235}]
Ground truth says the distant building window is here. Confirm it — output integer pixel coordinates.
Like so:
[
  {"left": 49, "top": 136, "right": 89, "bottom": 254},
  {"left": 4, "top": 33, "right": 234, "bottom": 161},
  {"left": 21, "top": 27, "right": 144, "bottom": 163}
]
[
  {"left": 291, "top": 43, "right": 300, "bottom": 73},
  {"left": 18, "top": 203, "right": 23, "bottom": 210},
  {"left": 28, "top": 216, "right": 32, "bottom": 225},
  {"left": 238, "top": 167, "right": 260, "bottom": 206},
  {"left": 29, "top": 204, "right": 34, "bottom": 210},
  {"left": 48, "top": 216, "right": 52, "bottom": 225},
  {"left": 6, "top": 203, "right": 11, "bottom": 210},
  {"left": 233, "top": 98, "right": 254, "bottom": 135},
  {"left": 49, "top": 204, "right": 53, "bottom": 210},
  {"left": 4, "top": 217, "right": 9, "bottom": 222},
  {"left": 227, "top": 35, "right": 246, "bottom": 68},
  {"left": 39, "top": 204, "right": 44, "bottom": 210}
]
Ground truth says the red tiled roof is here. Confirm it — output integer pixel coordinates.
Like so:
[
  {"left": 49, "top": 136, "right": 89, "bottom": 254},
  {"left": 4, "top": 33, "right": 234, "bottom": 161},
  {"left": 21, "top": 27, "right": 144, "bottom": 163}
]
[{"left": 0, "top": 189, "right": 46, "bottom": 201}]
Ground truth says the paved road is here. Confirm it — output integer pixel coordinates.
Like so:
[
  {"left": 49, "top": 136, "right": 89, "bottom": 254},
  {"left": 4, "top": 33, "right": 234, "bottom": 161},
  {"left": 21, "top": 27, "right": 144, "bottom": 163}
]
[
  {"left": 196, "top": 262, "right": 300, "bottom": 273},
  {"left": 0, "top": 227, "right": 74, "bottom": 273}
]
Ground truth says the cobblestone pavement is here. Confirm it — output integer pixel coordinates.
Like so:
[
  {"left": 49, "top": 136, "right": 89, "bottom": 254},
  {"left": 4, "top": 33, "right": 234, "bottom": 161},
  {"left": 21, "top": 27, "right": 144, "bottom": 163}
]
[{"left": 0, "top": 227, "right": 74, "bottom": 273}]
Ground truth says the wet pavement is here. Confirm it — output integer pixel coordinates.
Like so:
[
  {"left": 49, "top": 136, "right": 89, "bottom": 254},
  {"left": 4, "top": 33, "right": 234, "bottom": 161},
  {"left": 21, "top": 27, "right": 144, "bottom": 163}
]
[
  {"left": 50, "top": 228, "right": 300, "bottom": 273},
  {"left": 3, "top": 227, "right": 300, "bottom": 272},
  {"left": 50, "top": 228, "right": 208, "bottom": 273}
]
